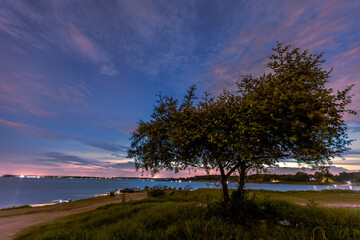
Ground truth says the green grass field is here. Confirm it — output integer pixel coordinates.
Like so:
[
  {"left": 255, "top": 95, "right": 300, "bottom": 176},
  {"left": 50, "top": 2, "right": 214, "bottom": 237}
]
[{"left": 16, "top": 189, "right": 360, "bottom": 240}]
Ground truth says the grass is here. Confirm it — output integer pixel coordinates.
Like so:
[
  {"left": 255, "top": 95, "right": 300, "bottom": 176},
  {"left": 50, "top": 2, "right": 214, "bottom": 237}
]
[
  {"left": 16, "top": 189, "right": 360, "bottom": 240},
  {"left": 247, "top": 189, "right": 360, "bottom": 205},
  {"left": 0, "top": 205, "right": 31, "bottom": 211}
]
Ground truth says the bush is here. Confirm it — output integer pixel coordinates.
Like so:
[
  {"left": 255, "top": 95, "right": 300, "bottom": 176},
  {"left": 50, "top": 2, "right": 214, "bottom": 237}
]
[
  {"left": 207, "top": 191, "right": 296, "bottom": 226},
  {"left": 148, "top": 186, "right": 165, "bottom": 197}
]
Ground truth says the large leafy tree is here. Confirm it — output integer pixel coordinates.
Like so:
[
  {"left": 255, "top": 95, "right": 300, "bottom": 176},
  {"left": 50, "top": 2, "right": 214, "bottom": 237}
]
[{"left": 128, "top": 43, "right": 355, "bottom": 203}]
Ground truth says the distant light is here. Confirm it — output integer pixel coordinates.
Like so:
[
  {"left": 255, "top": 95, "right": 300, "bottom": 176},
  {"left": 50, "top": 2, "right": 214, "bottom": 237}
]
[
  {"left": 346, "top": 181, "right": 352, "bottom": 185},
  {"left": 19, "top": 175, "right": 25, "bottom": 178},
  {"left": 179, "top": 180, "right": 182, "bottom": 183}
]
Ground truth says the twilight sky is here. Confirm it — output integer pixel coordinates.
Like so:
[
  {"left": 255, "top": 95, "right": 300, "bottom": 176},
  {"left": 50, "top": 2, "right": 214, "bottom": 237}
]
[{"left": 0, "top": 0, "right": 359, "bottom": 177}]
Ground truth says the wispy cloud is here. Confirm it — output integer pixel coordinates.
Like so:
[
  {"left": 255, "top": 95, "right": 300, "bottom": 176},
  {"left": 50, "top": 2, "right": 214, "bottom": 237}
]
[
  {"left": 68, "top": 24, "right": 106, "bottom": 62},
  {"left": 0, "top": 2, "right": 118, "bottom": 76},
  {"left": 204, "top": 1, "right": 360, "bottom": 100},
  {"left": 109, "top": 161, "right": 135, "bottom": 169},
  {"left": 0, "top": 73, "right": 92, "bottom": 116},
  {"left": 94, "top": 119, "right": 138, "bottom": 134},
  {"left": 100, "top": 64, "right": 118, "bottom": 76},
  {"left": 82, "top": 141, "right": 128, "bottom": 153},
  {"left": 37, "top": 152, "right": 103, "bottom": 168},
  {"left": 348, "top": 122, "right": 360, "bottom": 133},
  {"left": 36, "top": 152, "right": 135, "bottom": 171},
  {"left": 0, "top": 118, "right": 56, "bottom": 138},
  {"left": 0, "top": 117, "right": 130, "bottom": 156},
  {"left": 341, "top": 150, "right": 360, "bottom": 157}
]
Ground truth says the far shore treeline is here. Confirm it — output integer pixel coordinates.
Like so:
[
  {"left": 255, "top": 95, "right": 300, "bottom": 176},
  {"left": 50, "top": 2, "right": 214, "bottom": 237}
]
[
  {"left": 168, "top": 171, "right": 360, "bottom": 184},
  {"left": 3, "top": 171, "right": 360, "bottom": 184}
]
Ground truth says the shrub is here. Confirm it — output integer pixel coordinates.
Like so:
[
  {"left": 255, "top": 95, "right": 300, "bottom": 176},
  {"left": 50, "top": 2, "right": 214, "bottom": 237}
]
[{"left": 148, "top": 186, "right": 165, "bottom": 197}]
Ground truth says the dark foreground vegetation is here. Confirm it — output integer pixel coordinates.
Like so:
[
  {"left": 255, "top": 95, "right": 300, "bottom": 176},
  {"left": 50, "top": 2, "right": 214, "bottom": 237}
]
[{"left": 17, "top": 189, "right": 360, "bottom": 240}]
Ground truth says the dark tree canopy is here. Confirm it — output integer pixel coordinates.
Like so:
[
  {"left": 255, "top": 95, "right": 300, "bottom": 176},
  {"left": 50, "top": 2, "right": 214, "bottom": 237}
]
[{"left": 128, "top": 43, "right": 355, "bottom": 203}]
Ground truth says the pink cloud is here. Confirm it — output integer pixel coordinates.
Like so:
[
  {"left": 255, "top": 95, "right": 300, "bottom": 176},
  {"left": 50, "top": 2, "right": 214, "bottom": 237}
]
[
  {"left": 68, "top": 24, "right": 105, "bottom": 62},
  {"left": 0, "top": 118, "right": 57, "bottom": 138},
  {"left": 100, "top": 64, "right": 118, "bottom": 76},
  {"left": 121, "top": 122, "right": 138, "bottom": 134},
  {"left": 25, "top": 105, "right": 55, "bottom": 117},
  {"left": 0, "top": 118, "right": 41, "bottom": 130},
  {"left": 120, "top": 1, "right": 164, "bottom": 39},
  {"left": 67, "top": 24, "right": 119, "bottom": 76},
  {"left": 206, "top": 0, "right": 359, "bottom": 98},
  {"left": 0, "top": 92, "right": 55, "bottom": 117},
  {"left": 0, "top": 73, "right": 92, "bottom": 116},
  {"left": 0, "top": 76, "right": 55, "bottom": 116},
  {"left": 25, "top": 129, "right": 57, "bottom": 139},
  {"left": 0, "top": 2, "right": 117, "bottom": 76},
  {"left": 94, "top": 119, "right": 139, "bottom": 134}
]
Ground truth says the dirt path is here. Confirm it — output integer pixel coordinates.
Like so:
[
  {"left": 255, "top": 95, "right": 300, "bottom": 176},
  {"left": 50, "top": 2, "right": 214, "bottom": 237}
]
[
  {"left": 0, "top": 192, "right": 147, "bottom": 240},
  {"left": 320, "top": 203, "right": 360, "bottom": 208},
  {"left": 297, "top": 202, "right": 360, "bottom": 208}
]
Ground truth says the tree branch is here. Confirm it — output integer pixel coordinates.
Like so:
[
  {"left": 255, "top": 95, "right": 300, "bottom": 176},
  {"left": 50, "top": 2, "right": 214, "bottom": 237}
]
[{"left": 225, "top": 162, "right": 242, "bottom": 179}]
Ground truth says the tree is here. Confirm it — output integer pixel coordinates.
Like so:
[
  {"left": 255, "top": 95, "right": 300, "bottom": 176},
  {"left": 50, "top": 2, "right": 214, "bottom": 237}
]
[{"left": 128, "top": 43, "right": 355, "bottom": 204}]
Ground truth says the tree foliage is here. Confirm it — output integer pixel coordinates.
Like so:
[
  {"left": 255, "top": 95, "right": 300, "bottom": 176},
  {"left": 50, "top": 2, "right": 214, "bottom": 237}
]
[{"left": 128, "top": 43, "right": 355, "bottom": 203}]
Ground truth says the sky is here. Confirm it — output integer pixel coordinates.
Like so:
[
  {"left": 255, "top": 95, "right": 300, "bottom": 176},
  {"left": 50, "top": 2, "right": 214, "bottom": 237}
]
[{"left": 0, "top": 0, "right": 359, "bottom": 177}]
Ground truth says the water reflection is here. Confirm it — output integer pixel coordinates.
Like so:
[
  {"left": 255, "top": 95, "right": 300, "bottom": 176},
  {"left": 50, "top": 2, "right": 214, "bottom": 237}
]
[{"left": 1, "top": 178, "right": 359, "bottom": 209}]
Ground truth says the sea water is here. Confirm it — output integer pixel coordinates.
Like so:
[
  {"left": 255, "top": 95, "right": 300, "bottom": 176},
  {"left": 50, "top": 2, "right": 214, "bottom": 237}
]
[{"left": 0, "top": 177, "right": 357, "bottom": 209}]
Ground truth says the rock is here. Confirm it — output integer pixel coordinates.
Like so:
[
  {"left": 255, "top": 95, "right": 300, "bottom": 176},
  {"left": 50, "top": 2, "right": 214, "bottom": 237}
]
[{"left": 279, "top": 219, "right": 290, "bottom": 226}]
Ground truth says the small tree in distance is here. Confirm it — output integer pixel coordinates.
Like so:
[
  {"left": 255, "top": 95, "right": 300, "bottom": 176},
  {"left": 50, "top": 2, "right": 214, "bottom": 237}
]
[{"left": 128, "top": 43, "right": 356, "bottom": 204}]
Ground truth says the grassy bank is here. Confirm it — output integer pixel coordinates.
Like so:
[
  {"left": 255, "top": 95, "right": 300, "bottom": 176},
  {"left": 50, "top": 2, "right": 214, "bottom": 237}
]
[
  {"left": 0, "top": 205, "right": 31, "bottom": 211},
  {"left": 16, "top": 189, "right": 360, "bottom": 240}
]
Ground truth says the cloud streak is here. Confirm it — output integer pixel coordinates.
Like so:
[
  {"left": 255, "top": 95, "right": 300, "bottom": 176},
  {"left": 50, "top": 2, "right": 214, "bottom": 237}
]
[
  {"left": 0, "top": 1, "right": 118, "bottom": 76},
  {"left": 0, "top": 118, "right": 129, "bottom": 156},
  {"left": 83, "top": 141, "right": 128, "bottom": 154},
  {"left": 35, "top": 152, "right": 136, "bottom": 172},
  {"left": 37, "top": 152, "right": 101, "bottom": 167},
  {"left": 0, "top": 118, "right": 56, "bottom": 138},
  {"left": 0, "top": 72, "right": 93, "bottom": 117},
  {"left": 109, "top": 161, "right": 135, "bottom": 169}
]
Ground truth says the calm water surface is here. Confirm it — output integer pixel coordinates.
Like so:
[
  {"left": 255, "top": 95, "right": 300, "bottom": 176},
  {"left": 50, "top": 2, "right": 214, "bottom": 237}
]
[{"left": 0, "top": 177, "right": 357, "bottom": 209}]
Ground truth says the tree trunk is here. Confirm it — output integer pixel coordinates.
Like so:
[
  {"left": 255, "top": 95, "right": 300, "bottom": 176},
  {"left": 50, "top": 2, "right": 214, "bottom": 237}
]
[
  {"left": 218, "top": 163, "right": 230, "bottom": 204},
  {"left": 221, "top": 178, "right": 230, "bottom": 204},
  {"left": 235, "top": 163, "right": 248, "bottom": 200}
]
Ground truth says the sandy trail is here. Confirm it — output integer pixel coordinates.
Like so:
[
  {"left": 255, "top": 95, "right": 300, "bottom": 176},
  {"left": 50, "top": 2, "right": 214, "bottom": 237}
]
[
  {"left": 297, "top": 202, "right": 360, "bottom": 208},
  {"left": 0, "top": 192, "right": 147, "bottom": 240}
]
